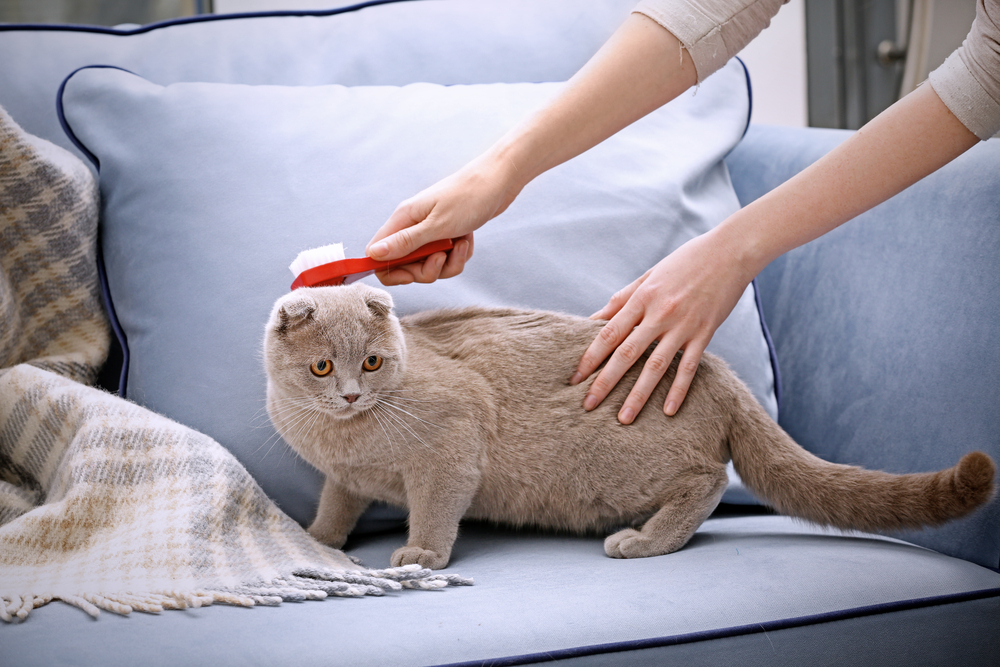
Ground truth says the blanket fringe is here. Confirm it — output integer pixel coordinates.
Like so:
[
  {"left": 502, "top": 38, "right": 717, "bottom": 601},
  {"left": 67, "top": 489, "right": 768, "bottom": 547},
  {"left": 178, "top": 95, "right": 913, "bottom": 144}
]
[{"left": 1, "top": 566, "right": 473, "bottom": 622}]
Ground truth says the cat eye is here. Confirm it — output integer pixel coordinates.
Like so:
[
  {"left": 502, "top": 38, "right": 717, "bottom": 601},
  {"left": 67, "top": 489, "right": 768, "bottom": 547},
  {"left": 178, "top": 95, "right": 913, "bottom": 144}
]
[
  {"left": 310, "top": 360, "right": 334, "bottom": 377},
  {"left": 362, "top": 355, "right": 383, "bottom": 372}
]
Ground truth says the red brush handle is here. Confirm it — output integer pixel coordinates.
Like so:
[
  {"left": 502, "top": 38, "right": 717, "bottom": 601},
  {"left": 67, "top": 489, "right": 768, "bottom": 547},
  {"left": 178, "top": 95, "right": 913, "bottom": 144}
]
[{"left": 291, "top": 239, "right": 455, "bottom": 290}]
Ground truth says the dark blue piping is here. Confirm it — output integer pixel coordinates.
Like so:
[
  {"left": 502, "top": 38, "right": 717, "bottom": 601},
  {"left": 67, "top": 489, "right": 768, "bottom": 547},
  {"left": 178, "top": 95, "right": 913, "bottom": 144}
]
[
  {"left": 435, "top": 586, "right": 1000, "bottom": 667},
  {"left": 752, "top": 278, "right": 782, "bottom": 413},
  {"left": 727, "top": 57, "right": 777, "bottom": 414},
  {"left": 58, "top": 64, "right": 139, "bottom": 397},
  {"left": 734, "top": 56, "right": 753, "bottom": 140},
  {"left": 0, "top": 0, "right": 422, "bottom": 35}
]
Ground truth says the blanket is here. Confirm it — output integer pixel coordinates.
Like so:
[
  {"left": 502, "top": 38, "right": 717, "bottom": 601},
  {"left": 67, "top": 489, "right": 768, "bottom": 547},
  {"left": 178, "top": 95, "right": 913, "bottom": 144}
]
[{"left": 0, "top": 107, "right": 469, "bottom": 622}]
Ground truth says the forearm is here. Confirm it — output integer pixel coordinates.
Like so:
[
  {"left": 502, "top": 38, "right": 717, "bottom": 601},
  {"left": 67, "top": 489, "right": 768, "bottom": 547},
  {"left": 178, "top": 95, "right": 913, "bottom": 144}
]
[
  {"left": 486, "top": 13, "right": 697, "bottom": 195},
  {"left": 719, "top": 83, "right": 980, "bottom": 278}
]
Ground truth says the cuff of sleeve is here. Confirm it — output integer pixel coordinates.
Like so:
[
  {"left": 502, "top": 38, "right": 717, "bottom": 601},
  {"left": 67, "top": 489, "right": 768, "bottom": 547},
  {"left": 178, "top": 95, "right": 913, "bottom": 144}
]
[
  {"left": 633, "top": 0, "right": 779, "bottom": 83},
  {"left": 633, "top": 0, "right": 730, "bottom": 82},
  {"left": 928, "top": 49, "right": 1000, "bottom": 141}
]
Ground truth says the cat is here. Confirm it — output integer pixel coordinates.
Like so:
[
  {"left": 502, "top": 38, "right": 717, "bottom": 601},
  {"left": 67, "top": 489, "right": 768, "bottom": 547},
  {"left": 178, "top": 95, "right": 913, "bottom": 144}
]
[{"left": 264, "top": 283, "right": 996, "bottom": 570}]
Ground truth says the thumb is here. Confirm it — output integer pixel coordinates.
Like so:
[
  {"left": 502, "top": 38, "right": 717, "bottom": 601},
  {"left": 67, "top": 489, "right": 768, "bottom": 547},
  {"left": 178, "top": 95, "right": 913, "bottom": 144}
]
[{"left": 366, "top": 199, "right": 435, "bottom": 261}]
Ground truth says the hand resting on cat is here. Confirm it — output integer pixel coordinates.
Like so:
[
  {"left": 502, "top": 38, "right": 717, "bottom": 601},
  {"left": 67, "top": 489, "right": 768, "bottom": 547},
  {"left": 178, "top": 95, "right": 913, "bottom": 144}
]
[{"left": 264, "top": 284, "right": 996, "bottom": 570}]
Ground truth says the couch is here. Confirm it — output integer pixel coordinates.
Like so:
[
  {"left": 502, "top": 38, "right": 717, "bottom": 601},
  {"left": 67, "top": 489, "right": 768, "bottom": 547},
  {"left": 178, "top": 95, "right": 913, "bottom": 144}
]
[{"left": 1, "top": 1, "right": 998, "bottom": 665}]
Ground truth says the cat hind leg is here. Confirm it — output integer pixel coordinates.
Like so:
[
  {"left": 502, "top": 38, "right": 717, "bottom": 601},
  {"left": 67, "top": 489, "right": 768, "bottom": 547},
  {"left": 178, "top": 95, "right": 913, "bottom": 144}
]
[{"left": 604, "top": 466, "right": 728, "bottom": 559}]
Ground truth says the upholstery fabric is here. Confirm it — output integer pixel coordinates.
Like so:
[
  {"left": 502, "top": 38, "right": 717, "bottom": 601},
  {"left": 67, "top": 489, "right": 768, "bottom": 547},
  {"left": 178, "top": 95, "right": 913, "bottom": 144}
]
[{"left": 4, "top": 516, "right": 999, "bottom": 665}]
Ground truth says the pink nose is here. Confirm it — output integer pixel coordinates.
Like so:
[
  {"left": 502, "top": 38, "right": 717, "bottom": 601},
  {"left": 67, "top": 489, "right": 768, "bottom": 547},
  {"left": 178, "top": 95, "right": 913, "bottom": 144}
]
[{"left": 343, "top": 394, "right": 360, "bottom": 404}]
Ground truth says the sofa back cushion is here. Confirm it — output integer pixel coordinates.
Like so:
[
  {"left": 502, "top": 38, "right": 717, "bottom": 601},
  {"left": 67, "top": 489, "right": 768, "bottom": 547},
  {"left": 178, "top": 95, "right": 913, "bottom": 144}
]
[
  {"left": 57, "top": 59, "right": 773, "bottom": 526},
  {"left": 0, "top": 0, "right": 635, "bottom": 160},
  {"left": 727, "top": 125, "right": 1000, "bottom": 568}
]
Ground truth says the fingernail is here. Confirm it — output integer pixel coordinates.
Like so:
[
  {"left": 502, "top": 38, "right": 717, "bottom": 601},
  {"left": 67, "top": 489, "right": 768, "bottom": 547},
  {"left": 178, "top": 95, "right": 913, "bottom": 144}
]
[
  {"left": 569, "top": 372, "right": 584, "bottom": 385},
  {"left": 619, "top": 407, "right": 635, "bottom": 424},
  {"left": 370, "top": 241, "right": 388, "bottom": 258},
  {"left": 583, "top": 394, "right": 598, "bottom": 411},
  {"left": 665, "top": 401, "right": 677, "bottom": 416}
]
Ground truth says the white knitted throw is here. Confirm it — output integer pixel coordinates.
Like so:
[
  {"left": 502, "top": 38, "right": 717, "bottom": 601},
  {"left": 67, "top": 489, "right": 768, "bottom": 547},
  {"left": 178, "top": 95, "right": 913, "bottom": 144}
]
[{"left": 0, "top": 107, "right": 469, "bottom": 623}]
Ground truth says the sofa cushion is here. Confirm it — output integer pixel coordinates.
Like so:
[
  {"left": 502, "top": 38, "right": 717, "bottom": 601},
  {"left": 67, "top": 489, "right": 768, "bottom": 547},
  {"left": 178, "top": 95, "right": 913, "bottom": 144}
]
[
  {"left": 727, "top": 125, "right": 1000, "bottom": 569},
  {"left": 57, "top": 61, "right": 774, "bottom": 527},
  {"left": 3, "top": 515, "right": 999, "bottom": 665}
]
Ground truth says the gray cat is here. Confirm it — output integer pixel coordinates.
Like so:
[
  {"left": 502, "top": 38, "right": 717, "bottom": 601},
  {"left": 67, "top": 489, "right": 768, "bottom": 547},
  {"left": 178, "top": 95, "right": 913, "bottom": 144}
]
[{"left": 264, "top": 283, "right": 995, "bottom": 570}]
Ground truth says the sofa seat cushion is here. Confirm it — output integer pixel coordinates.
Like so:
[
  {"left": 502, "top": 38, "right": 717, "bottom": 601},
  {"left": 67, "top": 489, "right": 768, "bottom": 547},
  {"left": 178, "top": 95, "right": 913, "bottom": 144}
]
[{"left": 3, "top": 515, "right": 999, "bottom": 665}]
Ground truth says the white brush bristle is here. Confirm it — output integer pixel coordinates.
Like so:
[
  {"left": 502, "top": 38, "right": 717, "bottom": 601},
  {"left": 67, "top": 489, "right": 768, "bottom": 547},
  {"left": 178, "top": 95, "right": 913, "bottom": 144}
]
[{"left": 289, "top": 242, "right": 347, "bottom": 278}]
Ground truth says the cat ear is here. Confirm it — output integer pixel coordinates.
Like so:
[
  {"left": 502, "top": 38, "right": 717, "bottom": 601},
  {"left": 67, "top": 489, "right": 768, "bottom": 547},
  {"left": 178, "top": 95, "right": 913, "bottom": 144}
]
[
  {"left": 274, "top": 292, "right": 317, "bottom": 333},
  {"left": 365, "top": 290, "right": 394, "bottom": 319}
]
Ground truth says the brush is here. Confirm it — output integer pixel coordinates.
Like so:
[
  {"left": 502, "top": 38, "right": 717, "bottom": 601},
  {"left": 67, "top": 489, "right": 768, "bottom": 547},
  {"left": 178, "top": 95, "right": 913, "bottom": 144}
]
[{"left": 288, "top": 239, "right": 455, "bottom": 290}]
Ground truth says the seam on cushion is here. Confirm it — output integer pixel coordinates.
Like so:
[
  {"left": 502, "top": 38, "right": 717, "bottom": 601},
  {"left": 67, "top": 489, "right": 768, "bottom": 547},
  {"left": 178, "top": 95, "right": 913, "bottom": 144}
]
[
  {"left": 735, "top": 56, "right": 753, "bottom": 139},
  {"left": 0, "top": 0, "right": 423, "bottom": 35},
  {"left": 751, "top": 278, "right": 781, "bottom": 414},
  {"left": 58, "top": 65, "right": 139, "bottom": 397},
  {"left": 97, "top": 246, "right": 129, "bottom": 397},
  {"left": 433, "top": 586, "right": 1000, "bottom": 667},
  {"left": 729, "top": 57, "right": 774, "bottom": 415}
]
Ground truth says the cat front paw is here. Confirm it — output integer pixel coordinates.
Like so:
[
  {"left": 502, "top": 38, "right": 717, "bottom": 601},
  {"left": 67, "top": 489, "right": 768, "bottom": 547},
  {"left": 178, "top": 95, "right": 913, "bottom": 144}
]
[
  {"left": 307, "top": 522, "right": 348, "bottom": 550},
  {"left": 391, "top": 546, "right": 450, "bottom": 570},
  {"left": 604, "top": 528, "right": 660, "bottom": 559}
]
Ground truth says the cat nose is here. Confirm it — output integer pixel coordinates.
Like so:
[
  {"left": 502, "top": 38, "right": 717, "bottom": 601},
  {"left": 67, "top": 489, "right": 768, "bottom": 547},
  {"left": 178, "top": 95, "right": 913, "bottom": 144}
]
[{"left": 342, "top": 394, "right": 361, "bottom": 404}]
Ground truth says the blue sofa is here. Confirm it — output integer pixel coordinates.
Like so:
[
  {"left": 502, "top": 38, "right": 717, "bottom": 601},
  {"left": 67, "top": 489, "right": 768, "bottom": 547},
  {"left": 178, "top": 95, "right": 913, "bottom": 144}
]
[{"left": 2, "top": 1, "right": 998, "bottom": 664}]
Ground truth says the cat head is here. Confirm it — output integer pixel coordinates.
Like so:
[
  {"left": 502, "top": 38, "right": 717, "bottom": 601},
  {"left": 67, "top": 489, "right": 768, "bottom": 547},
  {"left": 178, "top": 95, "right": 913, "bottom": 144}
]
[{"left": 264, "top": 283, "right": 406, "bottom": 419}]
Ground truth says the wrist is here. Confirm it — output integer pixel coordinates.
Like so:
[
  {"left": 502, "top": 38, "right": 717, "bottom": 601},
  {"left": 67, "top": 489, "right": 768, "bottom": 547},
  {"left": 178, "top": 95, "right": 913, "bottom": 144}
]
[
  {"left": 709, "top": 207, "right": 778, "bottom": 283},
  {"left": 481, "top": 120, "right": 554, "bottom": 196}
]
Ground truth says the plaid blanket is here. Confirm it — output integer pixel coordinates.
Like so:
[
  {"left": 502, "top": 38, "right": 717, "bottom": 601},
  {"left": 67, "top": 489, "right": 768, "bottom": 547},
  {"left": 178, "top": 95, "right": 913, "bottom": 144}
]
[{"left": 0, "top": 107, "right": 469, "bottom": 622}]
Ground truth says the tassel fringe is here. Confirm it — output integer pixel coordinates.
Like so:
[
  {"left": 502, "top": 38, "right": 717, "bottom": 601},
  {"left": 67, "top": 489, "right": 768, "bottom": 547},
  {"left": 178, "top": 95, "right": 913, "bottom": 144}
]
[{"left": 1, "top": 566, "right": 473, "bottom": 622}]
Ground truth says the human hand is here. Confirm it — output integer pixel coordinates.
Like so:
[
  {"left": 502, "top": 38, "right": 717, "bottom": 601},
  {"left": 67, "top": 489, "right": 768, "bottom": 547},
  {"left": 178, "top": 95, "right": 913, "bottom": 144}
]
[
  {"left": 569, "top": 229, "right": 755, "bottom": 424},
  {"left": 365, "top": 155, "right": 522, "bottom": 285}
]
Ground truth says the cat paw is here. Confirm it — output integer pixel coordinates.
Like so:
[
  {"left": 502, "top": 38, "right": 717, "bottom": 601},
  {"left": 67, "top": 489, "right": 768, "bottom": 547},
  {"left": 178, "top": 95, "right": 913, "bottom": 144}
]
[
  {"left": 307, "top": 523, "right": 347, "bottom": 550},
  {"left": 604, "top": 528, "right": 662, "bottom": 559},
  {"left": 391, "top": 546, "right": 449, "bottom": 570}
]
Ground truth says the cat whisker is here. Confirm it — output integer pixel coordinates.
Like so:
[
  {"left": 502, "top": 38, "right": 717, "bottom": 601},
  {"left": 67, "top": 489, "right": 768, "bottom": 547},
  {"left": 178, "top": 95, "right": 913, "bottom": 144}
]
[
  {"left": 378, "top": 398, "right": 445, "bottom": 430},
  {"left": 261, "top": 397, "right": 321, "bottom": 422},
  {"left": 376, "top": 391, "right": 435, "bottom": 404},
  {"left": 367, "top": 405, "right": 399, "bottom": 459},
  {"left": 374, "top": 401, "right": 436, "bottom": 452},
  {"left": 258, "top": 399, "right": 324, "bottom": 459}
]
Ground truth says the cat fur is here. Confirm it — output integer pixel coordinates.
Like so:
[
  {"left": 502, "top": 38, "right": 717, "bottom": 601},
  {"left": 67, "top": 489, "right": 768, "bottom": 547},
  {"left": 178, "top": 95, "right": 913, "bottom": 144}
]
[{"left": 264, "top": 283, "right": 996, "bottom": 570}]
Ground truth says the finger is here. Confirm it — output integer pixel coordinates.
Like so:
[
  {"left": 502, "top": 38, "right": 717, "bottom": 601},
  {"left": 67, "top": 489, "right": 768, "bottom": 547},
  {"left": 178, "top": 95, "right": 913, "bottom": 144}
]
[
  {"left": 378, "top": 252, "right": 448, "bottom": 285},
  {"left": 616, "top": 342, "right": 681, "bottom": 425},
  {"left": 367, "top": 199, "right": 435, "bottom": 260},
  {"left": 367, "top": 225, "right": 426, "bottom": 262},
  {"left": 437, "top": 236, "right": 473, "bottom": 280},
  {"left": 590, "top": 270, "right": 649, "bottom": 321},
  {"left": 569, "top": 308, "right": 632, "bottom": 386},
  {"left": 662, "top": 343, "right": 706, "bottom": 416},
  {"left": 373, "top": 267, "right": 415, "bottom": 286},
  {"left": 580, "top": 324, "right": 659, "bottom": 412}
]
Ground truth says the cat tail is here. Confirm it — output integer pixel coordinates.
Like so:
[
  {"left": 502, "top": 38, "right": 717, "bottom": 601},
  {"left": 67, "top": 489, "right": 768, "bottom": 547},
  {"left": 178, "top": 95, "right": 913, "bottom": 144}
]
[{"left": 726, "top": 392, "right": 996, "bottom": 533}]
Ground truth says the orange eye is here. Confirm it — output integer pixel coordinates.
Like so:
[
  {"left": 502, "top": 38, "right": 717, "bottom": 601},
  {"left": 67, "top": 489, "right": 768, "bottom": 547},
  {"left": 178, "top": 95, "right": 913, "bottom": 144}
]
[
  {"left": 362, "top": 355, "right": 383, "bottom": 372},
  {"left": 310, "top": 360, "right": 334, "bottom": 377}
]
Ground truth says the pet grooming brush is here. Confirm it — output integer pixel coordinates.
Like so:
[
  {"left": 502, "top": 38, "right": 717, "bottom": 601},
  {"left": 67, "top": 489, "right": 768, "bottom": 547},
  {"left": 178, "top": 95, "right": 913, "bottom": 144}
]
[{"left": 289, "top": 239, "right": 455, "bottom": 290}]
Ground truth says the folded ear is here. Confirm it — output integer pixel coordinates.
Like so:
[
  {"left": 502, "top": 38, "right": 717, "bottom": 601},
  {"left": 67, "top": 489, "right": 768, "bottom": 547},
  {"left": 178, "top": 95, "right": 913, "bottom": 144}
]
[
  {"left": 365, "top": 289, "right": 394, "bottom": 319},
  {"left": 272, "top": 292, "right": 317, "bottom": 334}
]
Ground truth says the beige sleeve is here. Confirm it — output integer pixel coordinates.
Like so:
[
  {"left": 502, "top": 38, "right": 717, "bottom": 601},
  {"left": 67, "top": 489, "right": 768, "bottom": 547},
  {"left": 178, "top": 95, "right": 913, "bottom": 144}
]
[
  {"left": 633, "top": 0, "right": 789, "bottom": 82},
  {"left": 927, "top": 0, "right": 1000, "bottom": 140}
]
